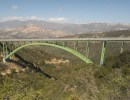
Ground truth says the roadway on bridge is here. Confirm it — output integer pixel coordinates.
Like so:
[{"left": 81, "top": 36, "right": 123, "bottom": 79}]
[{"left": 0, "top": 38, "right": 130, "bottom": 42}]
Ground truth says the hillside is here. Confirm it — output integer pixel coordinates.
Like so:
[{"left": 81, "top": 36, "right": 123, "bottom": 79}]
[
  {"left": 0, "top": 20, "right": 130, "bottom": 36},
  {"left": 1, "top": 20, "right": 130, "bottom": 39},
  {"left": 0, "top": 29, "right": 130, "bottom": 99},
  {"left": 0, "top": 24, "right": 70, "bottom": 38},
  {"left": 0, "top": 46, "right": 130, "bottom": 100},
  {"left": 71, "top": 30, "right": 130, "bottom": 38}
]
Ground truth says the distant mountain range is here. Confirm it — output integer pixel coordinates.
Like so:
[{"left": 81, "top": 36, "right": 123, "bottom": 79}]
[
  {"left": 0, "top": 20, "right": 130, "bottom": 38},
  {"left": 0, "top": 24, "right": 69, "bottom": 38}
]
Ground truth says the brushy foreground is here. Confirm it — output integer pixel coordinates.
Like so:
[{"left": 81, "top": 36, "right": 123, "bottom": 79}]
[{"left": 0, "top": 47, "right": 130, "bottom": 100}]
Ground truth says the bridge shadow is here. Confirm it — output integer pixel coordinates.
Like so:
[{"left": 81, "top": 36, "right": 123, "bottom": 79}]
[{"left": 7, "top": 53, "right": 56, "bottom": 80}]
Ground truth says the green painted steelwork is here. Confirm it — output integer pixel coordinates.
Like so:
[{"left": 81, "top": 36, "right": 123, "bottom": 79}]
[
  {"left": 74, "top": 41, "right": 78, "bottom": 51},
  {"left": 1, "top": 38, "right": 130, "bottom": 65},
  {"left": 74, "top": 42, "right": 76, "bottom": 51},
  {"left": 100, "top": 41, "right": 106, "bottom": 65},
  {"left": 86, "top": 41, "right": 90, "bottom": 59},
  {"left": 3, "top": 42, "right": 93, "bottom": 64},
  {"left": 5, "top": 45, "right": 8, "bottom": 56},
  {"left": 120, "top": 41, "right": 124, "bottom": 53}
]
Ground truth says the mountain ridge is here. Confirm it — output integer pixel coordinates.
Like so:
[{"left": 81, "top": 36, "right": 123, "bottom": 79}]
[
  {"left": 0, "top": 24, "right": 70, "bottom": 38},
  {"left": 0, "top": 20, "right": 130, "bottom": 34},
  {"left": 0, "top": 20, "right": 130, "bottom": 38}
]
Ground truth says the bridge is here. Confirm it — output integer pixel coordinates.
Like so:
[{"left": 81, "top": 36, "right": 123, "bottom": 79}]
[{"left": 0, "top": 38, "right": 130, "bottom": 66}]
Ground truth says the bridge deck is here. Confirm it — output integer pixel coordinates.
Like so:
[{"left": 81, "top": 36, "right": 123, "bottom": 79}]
[{"left": 0, "top": 38, "right": 130, "bottom": 42}]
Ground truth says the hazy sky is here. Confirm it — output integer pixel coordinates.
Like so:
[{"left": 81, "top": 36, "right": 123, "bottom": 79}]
[{"left": 0, "top": 0, "right": 130, "bottom": 23}]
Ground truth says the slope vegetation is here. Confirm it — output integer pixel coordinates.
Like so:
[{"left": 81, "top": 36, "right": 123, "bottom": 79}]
[{"left": 0, "top": 46, "right": 130, "bottom": 100}]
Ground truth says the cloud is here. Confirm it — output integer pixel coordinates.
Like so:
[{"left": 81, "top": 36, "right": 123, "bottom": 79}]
[
  {"left": 12, "top": 5, "right": 18, "bottom": 9},
  {"left": 48, "top": 17, "right": 67, "bottom": 22},
  {"left": 2, "top": 16, "right": 44, "bottom": 21},
  {"left": 1, "top": 16, "right": 68, "bottom": 23}
]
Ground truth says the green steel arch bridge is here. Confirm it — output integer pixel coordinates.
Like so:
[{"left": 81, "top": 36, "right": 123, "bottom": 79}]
[{"left": 0, "top": 38, "right": 130, "bottom": 66}]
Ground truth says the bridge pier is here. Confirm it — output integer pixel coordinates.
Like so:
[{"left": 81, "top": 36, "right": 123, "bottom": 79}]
[
  {"left": 86, "top": 41, "right": 90, "bottom": 59},
  {"left": 63, "top": 41, "right": 67, "bottom": 47},
  {"left": 100, "top": 41, "right": 106, "bottom": 66},
  {"left": 2, "top": 42, "right": 5, "bottom": 58},
  {"left": 73, "top": 41, "right": 78, "bottom": 51},
  {"left": 2, "top": 42, "right": 7, "bottom": 63},
  {"left": 120, "top": 41, "right": 124, "bottom": 53}
]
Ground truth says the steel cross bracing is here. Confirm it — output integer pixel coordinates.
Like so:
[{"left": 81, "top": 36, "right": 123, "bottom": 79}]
[{"left": 0, "top": 38, "right": 130, "bottom": 66}]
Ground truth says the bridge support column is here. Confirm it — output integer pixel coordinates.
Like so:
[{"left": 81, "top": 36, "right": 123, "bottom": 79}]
[
  {"left": 7, "top": 42, "right": 12, "bottom": 59},
  {"left": 15, "top": 41, "right": 18, "bottom": 48},
  {"left": 2, "top": 42, "right": 5, "bottom": 57},
  {"left": 120, "top": 41, "right": 124, "bottom": 53},
  {"left": 5, "top": 44, "right": 8, "bottom": 56},
  {"left": 74, "top": 41, "right": 78, "bottom": 51},
  {"left": 0, "top": 42, "right": 2, "bottom": 55},
  {"left": 63, "top": 41, "right": 67, "bottom": 47},
  {"left": 2, "top": 42, "right": 6, "bottom": 63},
  {"left": 11, "top": 42, "right": 13, "bottom": 52},
  {"left": 55, "top": 42, "right": 57, "bottom": 45},
  {"left": 100, "top": 41, "right": 106, "bottom": 66},
  {"left": 12, "top": 42, "right": 15, "bottom": 50},
  {"left": 86, "top": 41, "right": 90, "bottom": 59},
  {"left": 7, "top": 42, "right": 11, "bottom": 53}
]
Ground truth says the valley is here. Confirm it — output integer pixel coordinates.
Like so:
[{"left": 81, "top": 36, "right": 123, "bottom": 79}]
[
  {"left": 0, "top": 21, "right": 130, "bottom": 100},
  {"left": 0, "top": 30, "right": 130, "bottom": 99}
]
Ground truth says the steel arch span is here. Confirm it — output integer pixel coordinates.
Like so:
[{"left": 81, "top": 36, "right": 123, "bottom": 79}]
[{"left": 3, "top": 42, "right": 93, "bottom": 64}]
